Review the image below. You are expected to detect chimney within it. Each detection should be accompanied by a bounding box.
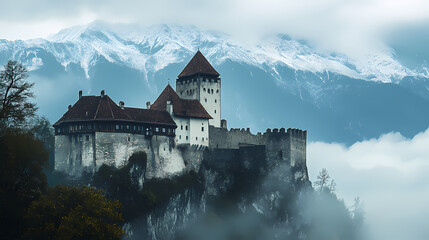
[119,101,125,110]
[166,100,173,115]
[79,90,82,99]
[146,101,151,109]
[101,90,105,98]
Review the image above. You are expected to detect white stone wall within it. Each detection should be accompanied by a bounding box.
[173,116,191,145]
[189,118,209,146]
[177,77,221,128]
[94,132,185,178]
[198,79,221,128]
[54,133,96,176]
[55,132,186,178]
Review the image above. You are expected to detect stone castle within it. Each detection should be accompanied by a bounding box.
[54,51,308,181]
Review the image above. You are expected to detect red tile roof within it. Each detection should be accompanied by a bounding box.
[151,85,212,119]
[54,95,176,126]
[177,50,220,78]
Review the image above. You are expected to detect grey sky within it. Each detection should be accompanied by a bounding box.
[1,0,429,59]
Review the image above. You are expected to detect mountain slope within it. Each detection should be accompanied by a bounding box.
[1,21,428,144]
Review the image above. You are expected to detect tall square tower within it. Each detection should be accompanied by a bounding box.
[176,51,221,127]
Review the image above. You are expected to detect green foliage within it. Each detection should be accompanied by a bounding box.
[93,151,198,220]
[141,171,198,210]
[0,130,48,238]
[0,60,37,128]
[23,185,124,240]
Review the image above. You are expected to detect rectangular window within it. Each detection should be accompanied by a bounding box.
[185,126,188,130]
[156,127,159,132]
[116,124,119,130]
[126,125,130,130]
[186,136,188,140]
[215,99,217,103]
[162,128,166,133]
[179,135,181,139]
[201,127,204,131]
[168,129,171,133]
[196,137,198,140]
[181,125,183,130]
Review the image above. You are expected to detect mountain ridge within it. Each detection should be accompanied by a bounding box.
[1,21,429,144]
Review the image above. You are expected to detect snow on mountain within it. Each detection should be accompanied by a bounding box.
[1,21,426,83]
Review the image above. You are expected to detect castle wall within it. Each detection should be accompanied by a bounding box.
[189,118,209,146]
[55,132,186,178]
[55,133,96,176]
[94,132,185,178]
[209,126,265,149]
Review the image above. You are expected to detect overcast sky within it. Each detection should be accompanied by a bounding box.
[1,0,429,59]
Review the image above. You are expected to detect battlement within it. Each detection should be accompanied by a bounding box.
[264,127,306,137]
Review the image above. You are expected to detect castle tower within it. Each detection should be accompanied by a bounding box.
[176,51,221,127]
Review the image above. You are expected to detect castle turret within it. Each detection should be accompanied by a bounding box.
[176,50,221,127]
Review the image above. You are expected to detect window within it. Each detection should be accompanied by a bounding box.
[196,137,198,140]
[162,128,166,133]
[116,124,119,130]
[156,127,159,132]
[126,125,130,130]
[186,136,188,140]
[133,126,136,131]
[205,98,207,102]
[185,126,188,130]
[211,89,214,94]
[202,138,205,142]
[86,135,89,141]
[216,89,219,93]
[203,88,206,92]
[181,125,183,130]
[168,128,171,133]
[201,127,204,131]
[215,99,217,103]
[214,110,217,113]
[179,135,181,139]
[173,129,175,133]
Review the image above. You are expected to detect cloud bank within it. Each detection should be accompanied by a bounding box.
[1,0,429,59]
[308,128,429,240]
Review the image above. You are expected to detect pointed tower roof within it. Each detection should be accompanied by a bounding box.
[178,50,220,78]
[151,85,212,119]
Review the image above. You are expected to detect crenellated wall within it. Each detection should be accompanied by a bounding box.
[209,126,308,181]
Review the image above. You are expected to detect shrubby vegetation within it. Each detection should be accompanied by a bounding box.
[24,186,124,240]
[93,153,198,221]
[0,60,124,239]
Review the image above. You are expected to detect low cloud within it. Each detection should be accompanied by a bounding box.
[308,128,429,240]
[1,0,429,60]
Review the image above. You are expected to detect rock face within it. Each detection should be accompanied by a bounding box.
[124,139,310,239]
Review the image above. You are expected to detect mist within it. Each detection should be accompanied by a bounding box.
[308,128,429,240]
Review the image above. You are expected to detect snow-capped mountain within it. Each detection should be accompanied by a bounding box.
[1,21,429,144]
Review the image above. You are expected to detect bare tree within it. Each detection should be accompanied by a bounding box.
[0,60,37,128]
[314,168,336,192]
